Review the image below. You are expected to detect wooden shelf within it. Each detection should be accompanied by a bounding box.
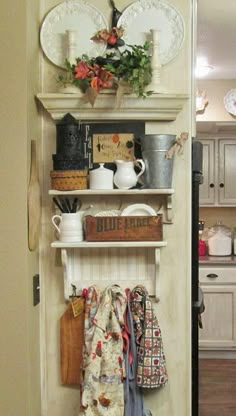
[49,188,174,196]
[51,241,167,248]
[36,91,189,121]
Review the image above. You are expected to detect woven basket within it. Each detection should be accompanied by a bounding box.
[50,170,88,191]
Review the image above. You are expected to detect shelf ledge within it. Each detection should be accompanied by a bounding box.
[49,188,174,195]
[52,241,167,248]
[36,91,189,121]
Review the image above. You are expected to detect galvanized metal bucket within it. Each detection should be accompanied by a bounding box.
[140,134,176,189]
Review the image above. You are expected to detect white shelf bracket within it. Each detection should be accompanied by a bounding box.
[61,248,72,301]
[154,248,161,302]
[166,194,173,223]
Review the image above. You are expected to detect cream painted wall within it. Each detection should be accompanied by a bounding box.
[197,79,236,122]
[0,1,41,415]
[39,1,193,416]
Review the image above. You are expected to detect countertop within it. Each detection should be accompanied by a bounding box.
[199,255,236,265]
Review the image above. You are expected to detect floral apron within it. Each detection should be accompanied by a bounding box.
[80,285,127,416]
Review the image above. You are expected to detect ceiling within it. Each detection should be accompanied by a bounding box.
[197,0,236,79]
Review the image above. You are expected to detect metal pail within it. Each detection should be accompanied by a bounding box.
[140,134,176,188]
[140,134,176,151]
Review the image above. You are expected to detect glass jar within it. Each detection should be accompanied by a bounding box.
[208,221,232,256]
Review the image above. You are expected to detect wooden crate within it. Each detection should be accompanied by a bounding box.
[85,215,163,242]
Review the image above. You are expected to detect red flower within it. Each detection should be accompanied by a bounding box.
[74,61,90,79]
[90,76,102,92]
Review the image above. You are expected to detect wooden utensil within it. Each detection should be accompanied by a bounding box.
[27,140,41,251]
[60,299,85,385]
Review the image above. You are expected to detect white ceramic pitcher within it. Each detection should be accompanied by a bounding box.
[52,211,85,242]
[114,159,145,189]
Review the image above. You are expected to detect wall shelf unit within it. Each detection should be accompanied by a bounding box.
[41,90,186,304]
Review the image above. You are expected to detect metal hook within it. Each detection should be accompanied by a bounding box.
[71,284,77,298]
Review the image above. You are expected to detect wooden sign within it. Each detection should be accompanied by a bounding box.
[92,133,134,163]
[85,215,163,241]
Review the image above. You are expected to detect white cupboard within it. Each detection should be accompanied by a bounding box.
[199,266,236,352]
[199,138,236,206]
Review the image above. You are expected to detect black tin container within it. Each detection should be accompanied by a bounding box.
[52,154,86,171]
[56,113,83,157]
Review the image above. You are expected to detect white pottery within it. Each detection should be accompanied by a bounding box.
[114,159,145,189]
[89,163,114,189]
[52,211,85,242]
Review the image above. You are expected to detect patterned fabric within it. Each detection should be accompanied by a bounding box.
[130,285,168,389]
[79,285,127,416]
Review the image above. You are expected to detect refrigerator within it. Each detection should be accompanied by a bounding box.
[191,140,203,416]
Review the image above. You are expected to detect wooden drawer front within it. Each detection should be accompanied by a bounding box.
[199,267,236,284]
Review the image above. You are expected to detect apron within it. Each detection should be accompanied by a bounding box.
[130,285,168,389]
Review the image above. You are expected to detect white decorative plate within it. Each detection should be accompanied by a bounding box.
[117,0,185,65]
[121,204,157,216]
[224,89,236,116]
[40,0,108,68]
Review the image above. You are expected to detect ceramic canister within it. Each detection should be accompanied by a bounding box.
[89,163,114,189]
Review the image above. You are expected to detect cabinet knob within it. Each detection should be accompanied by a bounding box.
[209,183,214,188]
[219,183,224,188]
[206,273,218,278]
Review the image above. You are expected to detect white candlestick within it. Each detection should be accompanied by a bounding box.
[66,30,78,63]
[147,29,167,93]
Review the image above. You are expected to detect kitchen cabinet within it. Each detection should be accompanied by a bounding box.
[199,266,236,351]
[199,137,236,206]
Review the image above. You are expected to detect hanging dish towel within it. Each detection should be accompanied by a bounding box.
[130,285,168,389]
[123,289,144,416]
[80,284,127,416]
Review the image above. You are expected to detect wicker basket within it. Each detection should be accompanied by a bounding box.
[50,170,88,191]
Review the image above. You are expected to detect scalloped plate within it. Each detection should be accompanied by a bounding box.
[121,204,157,216]
[117,0,185,65]
[40,0,108,68]
[224,89,236,116]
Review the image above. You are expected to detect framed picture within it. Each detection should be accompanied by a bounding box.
[93,133,134,163]
[81,121,145,169]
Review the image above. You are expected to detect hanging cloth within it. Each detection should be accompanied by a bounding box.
[123,289,144,416]
[80,284,127,416]
[130,285,168,389]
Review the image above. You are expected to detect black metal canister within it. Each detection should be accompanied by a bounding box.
[56,113,83,158]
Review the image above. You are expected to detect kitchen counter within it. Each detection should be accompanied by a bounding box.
[199,255,236,265]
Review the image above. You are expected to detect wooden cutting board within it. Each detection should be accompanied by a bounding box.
[27,140,41,251]
[60,299,85,385]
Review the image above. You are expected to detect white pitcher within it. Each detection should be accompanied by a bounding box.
[52,211,85,242]
[114,159,145,189]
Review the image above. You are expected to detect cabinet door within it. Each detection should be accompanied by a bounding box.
[199,139,215,205]
[199,285,236,349]
[218,139,236,204]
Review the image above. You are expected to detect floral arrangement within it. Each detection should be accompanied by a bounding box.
[58,40,153,106]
